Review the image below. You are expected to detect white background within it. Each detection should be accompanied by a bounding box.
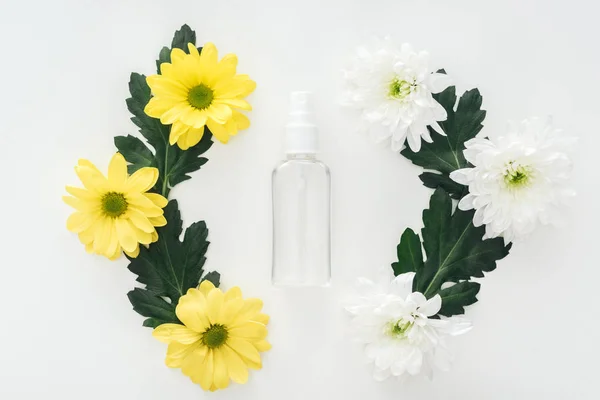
[1,0,598,399]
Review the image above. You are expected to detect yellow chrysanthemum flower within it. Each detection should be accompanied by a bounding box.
[63,153,168,260]
[145,42,256,150]
[153,280,271,391]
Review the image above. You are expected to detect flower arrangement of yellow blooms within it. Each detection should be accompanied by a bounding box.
[153,281,271,391]
[145,42,255,149]
[63,24,268,392]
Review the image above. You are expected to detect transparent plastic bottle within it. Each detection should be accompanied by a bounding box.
[271,92,331,286]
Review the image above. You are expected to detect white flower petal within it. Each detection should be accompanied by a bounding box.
[418,294,442,317]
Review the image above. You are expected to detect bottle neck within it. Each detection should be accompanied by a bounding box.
[286,153,316,160]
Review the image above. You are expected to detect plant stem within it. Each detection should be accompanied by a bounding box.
[161,139,170,198]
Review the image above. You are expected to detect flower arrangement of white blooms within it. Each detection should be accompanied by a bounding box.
[343,38,575,382]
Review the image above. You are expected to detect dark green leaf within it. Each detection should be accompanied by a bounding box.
[127,288,179,328]
[155,46,171,73]
[438,281,480,316]
[114,135,155,174]
[392,228,424,277]
[171,24,196,51]
[419,172,466,199]
[166,132,212,186]
[415,189,511,301]
[202,271,221,288]
[401,86,486,175]
[124,72,213,197]
[127,200,210,305]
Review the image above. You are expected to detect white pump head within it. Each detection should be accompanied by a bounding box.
[285,91,318,154]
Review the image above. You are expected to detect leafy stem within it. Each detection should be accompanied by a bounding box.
[162,137,170,198]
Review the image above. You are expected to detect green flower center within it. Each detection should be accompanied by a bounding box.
[101,192,128,218]
[387,319,413,339]
[202,324,228,348]
[504,162,534,189]
[389,77,415,100]
[188,84,214,109]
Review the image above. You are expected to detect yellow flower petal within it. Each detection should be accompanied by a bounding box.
[114,218,138,252]
[143,193,168,208]
[127,208,155,233]
[199,42,218,76]
[123,245,139,258]
[165,341,201,368]
[206,103,232,124]
[131,224,153,245]
[63,196,97,212]
[93,217,113,254]
[107,245,122,260]
[206,119,230,143]
[176,288,210,333]
[253,340,272,352]
[160,102,191,125]
[185,126,204,148]
[206,288,224,324]
[180,346,209,381]
[209,53,238,85]
[221,345,249,384]
[66,211,97,233]
[65,185,96,201]
[78,228,94,245]
[108,153,127,187]
[127,194,163,216]
[214,79,256,100]
[231,298,263,325]
[199,280,215,296]
[144,96,173,118]
[232,110,251,130]
[75,165,108,193]
[213,97,252,111]
[125,167,158,193]
[147,75,188,98]
[152,323,201,344]
[212,349,230,390]
[148,215,167,227]
[105,221,119,258]
[170,48,187,64]
[252,313,270,325]
[226,337,261,363]
[220,298,244,325]
[169,121,190,145]
[197,349,215,391]
[177,133,191,150]
[224,286,242,301]
[229,321,268,340]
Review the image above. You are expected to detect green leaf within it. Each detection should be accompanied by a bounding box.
[437,281,480,317]
[127,200,211,302]
[114,135,155,174]
[171,24,196,51]
[202,271,221,288]
[127,287,179,328]
[126,201,220,327]
[124,72,213,197]
[166,131,212,186]
[419,172,466,200]
[415,189,511,300]
[155,46,171,73]
[392,228,424,277]
[400,86,486,191]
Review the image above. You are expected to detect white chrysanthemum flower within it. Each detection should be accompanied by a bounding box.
[343,38,452,152]
[346,269,471,381]
[450,117,576,243]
